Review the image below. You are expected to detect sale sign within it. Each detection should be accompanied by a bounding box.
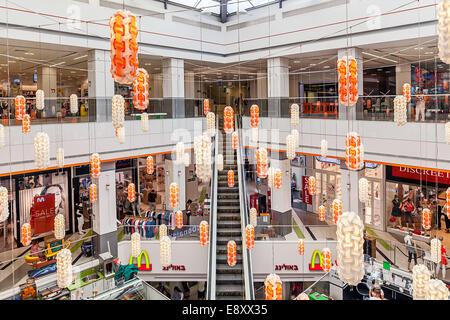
[302,176,312,205]
[31,194,55,235]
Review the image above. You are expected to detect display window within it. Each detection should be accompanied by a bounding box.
[72,165,93,235]
[17,171,71,242]
[116,159,138,220]
[0,178,16,253]
[385,165,449,240]
[313,157,341,217]
[363,164,384,229]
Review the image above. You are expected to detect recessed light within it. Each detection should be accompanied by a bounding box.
[414,47,424,50]
[310,63,316,66]
[24,52,34,55]
[323,66,330,69]
[145,63,152,66]
[425,51,434,55]
[154,67,160,70]
[70,71,76,74]
[294,60,300,64]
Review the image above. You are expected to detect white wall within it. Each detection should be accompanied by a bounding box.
[242,117,450,171]
[0,117,205,175]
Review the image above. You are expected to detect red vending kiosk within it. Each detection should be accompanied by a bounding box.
[249,193,267,215]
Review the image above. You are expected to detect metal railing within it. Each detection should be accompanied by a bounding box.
[236,115,255,300]
[206,120,218,300]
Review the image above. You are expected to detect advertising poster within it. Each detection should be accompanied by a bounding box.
[31,194,55,235]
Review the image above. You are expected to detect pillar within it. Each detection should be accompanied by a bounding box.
[337,48,363,120]
[37,66,57,118]
[92,161,118,257]
[88,49,114,122]
[270,152,292,236]
[185,71,195,117]
[340,167,361,218]
[396,63,412,116]
[163,58,185,118]
[267,58,289,118]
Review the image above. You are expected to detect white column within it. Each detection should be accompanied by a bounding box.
[37,66,57,117]
[396,64,411,95]
[185,71,195,117]
[340,169,361,217]
[92,161,118,257]
[163,58,185,118]
[337,48,363,120]
[267,58,289,117]
[88,49,114,122]
[270,158,292,213]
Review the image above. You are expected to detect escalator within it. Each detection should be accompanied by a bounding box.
[215,118,245,300]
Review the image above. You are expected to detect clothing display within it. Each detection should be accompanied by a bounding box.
[122,210,173,239]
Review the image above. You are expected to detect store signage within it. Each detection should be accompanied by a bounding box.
[169,225,199,240]
[31,194,55,235]
[308,249,336,271]
[162,264,186,271]
[391,166,450,185]
[302,176,312,205]
[129,250,152,271]
[275,264,299,271]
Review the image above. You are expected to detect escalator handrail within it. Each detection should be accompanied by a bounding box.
[236,115,255,300]
[206,119,219,300]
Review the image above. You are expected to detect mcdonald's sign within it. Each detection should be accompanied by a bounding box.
[129,250,152,271]
[308,249,335,271]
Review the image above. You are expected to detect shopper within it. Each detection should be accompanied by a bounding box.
[147,189,157,210]
[438,200,450,233]
[369,288,382,300]
[404,231,418,270]
[369,280,385,299]
[391,194,402,229]
[401,197,416,230]
[30,240,44,260]
[173,286,183,300]
[415,88,426,122]
[185,199,192,226]
[197,281,206,300]
[435,236,448,279]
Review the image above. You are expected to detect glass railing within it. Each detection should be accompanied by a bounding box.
[0,97,206,125]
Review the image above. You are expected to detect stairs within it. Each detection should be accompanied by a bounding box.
[215,120,245,300]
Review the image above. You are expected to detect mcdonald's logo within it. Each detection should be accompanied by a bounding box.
[129,250,152,271]
[308,249,335,271]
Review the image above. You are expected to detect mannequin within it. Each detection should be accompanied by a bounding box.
[76,207,85,235]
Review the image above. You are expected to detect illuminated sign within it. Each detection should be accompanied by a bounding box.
[129,250,152,271]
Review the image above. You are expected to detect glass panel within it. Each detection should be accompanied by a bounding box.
[315,172,321,212]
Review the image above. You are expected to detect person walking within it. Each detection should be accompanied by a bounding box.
[435,236,448,279]
[391,194,402,229]
[147,189,157,210]
[401,197,416,230]
[438,200,450,233]
[415,88,425,122]
[404,231,418,270]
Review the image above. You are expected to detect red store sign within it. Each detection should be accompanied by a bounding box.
[302,176,312,205]
[391,166,450,185]
[31,194,55,235]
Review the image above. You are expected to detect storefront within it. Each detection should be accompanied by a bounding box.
[0,177,16,253]
[363,163,384,230]
[385,165,449,239]
[115,159,138,219]
[72,165,93,234]
[15,168,73,246]
[311,156,342,218]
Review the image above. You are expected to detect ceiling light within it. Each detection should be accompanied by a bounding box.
[323,66,330,69]
[154,67,160,70]
[425,51,434,55]
[362,51,397,63]
[414,47,424,50]
[310,63,316,66]
[73,54,88,60]
[145,63,152,66]
[8,61,16,63]
[24,52,34,55]
[51,62,66,67]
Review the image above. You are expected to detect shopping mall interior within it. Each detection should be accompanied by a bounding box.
[0,0,448,303]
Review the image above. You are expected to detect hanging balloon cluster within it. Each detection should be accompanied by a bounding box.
[146,156,154,174]
[245,224,255,249]
[223,106,234,134]
[89,183,97,203]
[345,132,364,170]
[133,68,149,110]
[194,134,212,182]
[286,134,296,160]
[206,112,215,137]
[332,199,342,224]
[227,240,237,267]
[394,95,407,126]
[264,273,282,300]
[127,183,136,202]
[256,147,268,178]
[337,56,358,106]
[318,205,325,221]
[232,131,239,150]
[169,182,179,208]
[0,186,9,222]
[199,221,209,246]
[298,239,304,255]
[203,99,210,115]
[227,170,234,187]
[250,104,259,142]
